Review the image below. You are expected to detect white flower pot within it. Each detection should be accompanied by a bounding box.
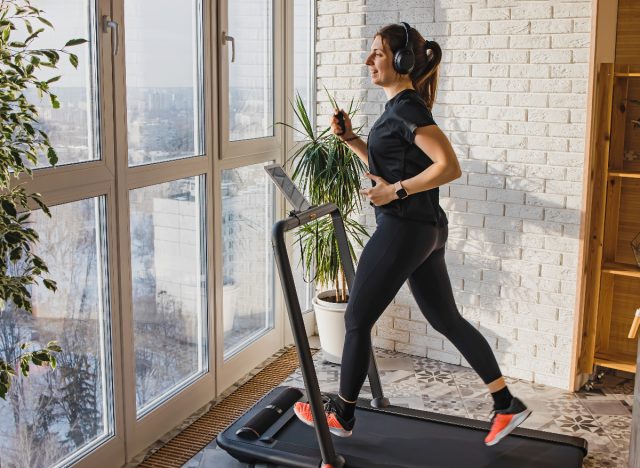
[313,290,348,364]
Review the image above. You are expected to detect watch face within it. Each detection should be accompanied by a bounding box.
[397,187,408,199]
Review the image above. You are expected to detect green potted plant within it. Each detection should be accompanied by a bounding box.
[0,0,86,398]
[276,90,370,363]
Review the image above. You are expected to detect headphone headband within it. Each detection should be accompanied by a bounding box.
[393,22,415,75]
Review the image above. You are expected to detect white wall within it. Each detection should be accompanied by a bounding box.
[316,0,592,389]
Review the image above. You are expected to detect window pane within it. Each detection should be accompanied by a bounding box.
[21,0,99,168]
[293,0,314,142]
[222,163,275,357]
[125,0,204,166]
[0,198,113,467]
[228,0,274,141]
[130,177,207,416]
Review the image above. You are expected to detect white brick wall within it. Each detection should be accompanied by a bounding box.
[316,0,591,390]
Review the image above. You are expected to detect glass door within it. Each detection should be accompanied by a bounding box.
[216,0,285,392]
[110,0,216,458]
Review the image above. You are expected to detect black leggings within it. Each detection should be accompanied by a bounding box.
[339,212,503,401]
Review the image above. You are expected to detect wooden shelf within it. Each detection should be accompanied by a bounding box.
[602,262,640,278]
[614,72,640,77]
[609,170,640,179]
[594,354,637,373]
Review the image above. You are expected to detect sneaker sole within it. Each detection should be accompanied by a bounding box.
[293,405,353,438]
[485,409,532,447]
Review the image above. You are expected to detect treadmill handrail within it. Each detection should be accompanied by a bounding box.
[271,202,386,468]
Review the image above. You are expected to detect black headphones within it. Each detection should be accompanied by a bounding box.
[393,22,415,75]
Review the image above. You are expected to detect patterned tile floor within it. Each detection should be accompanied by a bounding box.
[183,346,633,468]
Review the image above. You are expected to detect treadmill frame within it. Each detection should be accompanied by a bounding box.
[268,202,588,468]
[272,202,387,468]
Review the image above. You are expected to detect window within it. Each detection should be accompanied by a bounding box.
[130,177,208,416]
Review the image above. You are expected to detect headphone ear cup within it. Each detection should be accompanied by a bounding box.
[394,48,415,74]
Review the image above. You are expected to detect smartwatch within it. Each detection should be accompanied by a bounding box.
[394,181,408,200]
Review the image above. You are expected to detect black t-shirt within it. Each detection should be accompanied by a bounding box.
[367,88,448,225]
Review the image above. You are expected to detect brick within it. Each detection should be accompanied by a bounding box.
[472,8,510,21]
[491,50,529,63]
[435,5,472,22]
[463,279,501,296]
[490,20,530,35]
[487,162,525,177]
[528,136,569,152]
[545,208,581,225]
[510,64,550,78]
[539,292,576,310]
[469,173,505,189]
[541,264,577,281]
[377,326,409,343]
[504,204,545,220]
[437,36,471,50]
[450,184,487,200]
[510,36,551,50]
[511,4,552,19]
[531,19,572,34]
[441,64,471,77]
[549,123,586,138]
[501,259,540,276]
[471,36,510,50]
[483,269,520,287]
[509,122,547,136]
[453,50,490,63]
[487,188,525,204]
[525,164,566,180]
[469,146,506,162]
[484,215,523,232]
[490,79,529,93]
[451,21,489,35]
[531,49,572,64]
[488,106,527,121]
[521,247,562,265]
[573,18,591,34]
[506,176,545,193]
[547,152,584,167]
[506,150,546,165]
[551,33,590,49]
[454,78,491,91]
[518,301,558,321]
[550,64,589,78]
[485,242,522,259]
[471,92,507,107]
[472,64,509,78]
[489,134,527,149]
[464,253,502,270]
[467,199,504,215]
[522,219,563,236]
[505,232,545,249]
[554,3,591,18]
[545,180,583,196]
[528,108,570,123]
[525,192,566,208]
[317,1,349,14]
[549,93,587,108]
[471,118,508,133]
[531,79,572,93]
[394,318,427,334]
[521,275,561,293]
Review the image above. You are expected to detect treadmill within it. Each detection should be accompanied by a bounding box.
[217,164,588,468]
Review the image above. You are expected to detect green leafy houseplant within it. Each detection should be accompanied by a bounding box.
[276,89,370,304]
[0,0,86,398]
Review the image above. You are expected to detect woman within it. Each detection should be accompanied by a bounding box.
[294,22,531,447]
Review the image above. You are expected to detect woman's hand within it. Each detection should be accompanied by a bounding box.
[330,109,355,141]
[359,172,396,206]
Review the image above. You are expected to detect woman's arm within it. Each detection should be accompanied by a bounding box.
[399,125,461,196]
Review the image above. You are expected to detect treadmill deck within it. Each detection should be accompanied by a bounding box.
[217,386,588,468]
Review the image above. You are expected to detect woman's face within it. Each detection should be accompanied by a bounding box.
[365,35,397,87]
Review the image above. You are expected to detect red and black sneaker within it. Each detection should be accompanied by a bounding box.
[293,395,355,438]
[485,397,532,446]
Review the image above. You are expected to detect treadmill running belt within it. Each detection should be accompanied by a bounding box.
[276,407,583,468]
[217,387,587,468]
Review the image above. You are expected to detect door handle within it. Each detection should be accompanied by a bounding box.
[102,15,119,55]
[222,32,235,63]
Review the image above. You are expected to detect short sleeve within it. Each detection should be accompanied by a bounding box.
[392,98,436,144]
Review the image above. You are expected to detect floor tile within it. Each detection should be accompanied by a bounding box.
[581,399,631,416]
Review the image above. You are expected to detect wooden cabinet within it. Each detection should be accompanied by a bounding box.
[582,64,640,375]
